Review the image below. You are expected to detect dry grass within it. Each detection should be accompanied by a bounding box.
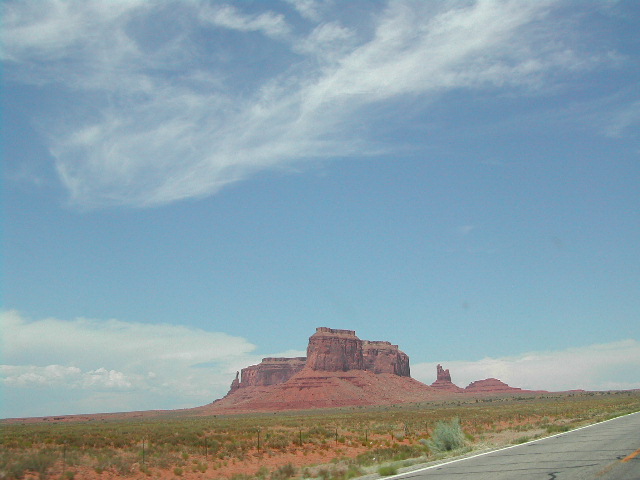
[1,390,639,480]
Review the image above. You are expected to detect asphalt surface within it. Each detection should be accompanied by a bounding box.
[394,411,640,480]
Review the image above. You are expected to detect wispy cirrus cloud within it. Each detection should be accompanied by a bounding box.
[1,0,614,208]
[199,4,291,39]
[283,0,323,22]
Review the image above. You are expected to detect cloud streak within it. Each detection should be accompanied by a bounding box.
[199,4,291,39]
[1,0,607,208]
[2,365,134,390]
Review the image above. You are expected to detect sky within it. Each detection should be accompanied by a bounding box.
[1,0,639,419]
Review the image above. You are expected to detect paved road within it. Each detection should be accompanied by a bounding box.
[395,411,640,480]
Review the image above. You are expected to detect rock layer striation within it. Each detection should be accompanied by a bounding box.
[306,328,364,372]
[237,357,306,388]
[228,328,411,395]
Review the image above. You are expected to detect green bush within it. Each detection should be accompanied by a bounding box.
[426,418,466,453]
[355,444,425,466]
[255,466,270,478]
[271,463,296,479]
[545,424,570,434]
[378,464,398,476]
[231,475,254,480]
[266,434,290,451]
[512,436,531,445]
[316,464,364,480]
[345,464,363,479]
[7,450,58,479]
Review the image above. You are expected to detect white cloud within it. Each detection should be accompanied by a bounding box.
[1,0,614,208]
[0,310,304,417]
[199,4,291,39]
[1,365,134,389]
[1,310,255,368]
[2,365,79,387]
[284,0,323,22]
[0,0,147,62]
[412,339,640,392]
[295,22,356,62]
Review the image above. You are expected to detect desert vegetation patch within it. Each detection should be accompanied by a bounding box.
[2,391,639,480]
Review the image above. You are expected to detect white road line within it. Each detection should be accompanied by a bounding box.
[386,410,640,479]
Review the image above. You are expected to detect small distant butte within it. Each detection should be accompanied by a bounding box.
[204,327,539,413]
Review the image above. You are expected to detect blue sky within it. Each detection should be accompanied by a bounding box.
[2,0,639,418]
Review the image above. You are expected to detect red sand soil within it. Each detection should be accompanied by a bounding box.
[20,433,410,480]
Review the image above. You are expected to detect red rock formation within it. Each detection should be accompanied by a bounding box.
[238,357,306,388]
[430,364,464,392]
[306,328,364,372]
[227,372,240,395]
[213,327,537,413]
[208,369,440,413]
[436,364,451,382]
[362,341,410,376]
[221,327,417,400]
[465,378,522,394]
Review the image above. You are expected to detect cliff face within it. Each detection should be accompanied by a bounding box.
[239,357,306,388]
[305,328,411,375]
[306,328,364,372]
[226,327,411,395]
[362,340,410,376]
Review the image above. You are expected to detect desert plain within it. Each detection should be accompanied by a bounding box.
[2,390,640,480]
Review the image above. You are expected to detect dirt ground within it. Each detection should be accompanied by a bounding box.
[16,428,546,480]
[9,391,640,480]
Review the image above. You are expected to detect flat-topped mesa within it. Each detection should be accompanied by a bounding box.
[224,327,414,396]
[314,327,358,336]
[362,341,410,376]
[239,357,306,388]
[465,378,522,394]
[306,328,364,372]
